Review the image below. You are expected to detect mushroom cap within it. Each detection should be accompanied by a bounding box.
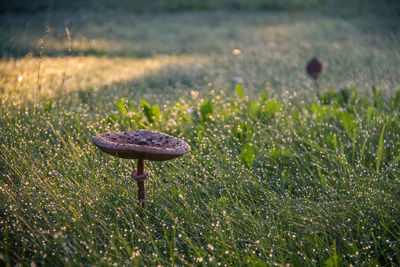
[306,57,323,80]
[91,130,190,161]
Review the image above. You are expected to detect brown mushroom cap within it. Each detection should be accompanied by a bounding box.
[91,130,190,161]
[306,57,323,80]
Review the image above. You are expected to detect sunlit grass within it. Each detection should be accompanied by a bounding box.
[0,54,208,106]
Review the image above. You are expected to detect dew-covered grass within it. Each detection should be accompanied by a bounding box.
[1,2,400,266]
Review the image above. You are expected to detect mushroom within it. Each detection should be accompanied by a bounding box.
[91,129,190,209]
[306,57,323,81]
[306,57,323,95]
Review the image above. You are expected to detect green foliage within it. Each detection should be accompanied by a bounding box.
[107,98,142,129]
[116,98,128,115]
[324,240,339,267]
[240,143,255,165]
[43,100,53,112]
[235,84,245,99]
[324,133,338,151]
[248,101,261,118]
[268,147,281,162]
[140,99,161,124]
[268,147,293,163]
[372,86,383,109]
[264,99,283,118]
[340,111,356,138]
[311,103,336,122]
[390,90,400,110]
[318,88,358,106]
[141,99,153,123]
[200,100,213,122]
[236,122,254,142]
[259,92,268,104]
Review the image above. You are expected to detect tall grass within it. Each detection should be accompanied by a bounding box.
[1,84,399,265]
[1,2,399,266]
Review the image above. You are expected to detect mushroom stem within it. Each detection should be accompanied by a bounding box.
[136,158,145,209]
[314,79,320,98]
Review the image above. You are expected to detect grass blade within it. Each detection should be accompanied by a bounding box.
[376,124,385,172]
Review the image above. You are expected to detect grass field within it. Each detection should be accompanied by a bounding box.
[1,1,400,266]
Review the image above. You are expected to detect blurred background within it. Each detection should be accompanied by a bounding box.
[1,0,399,105]
[2,0,400,14]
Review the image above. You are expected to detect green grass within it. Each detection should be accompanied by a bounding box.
[1,1,400,266]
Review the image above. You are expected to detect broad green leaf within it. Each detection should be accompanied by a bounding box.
[340,111,356,138]
[240,144,255,165]
[325,133,337,151]
[131,113,141,125]
[140,99,151,109]
[324,240,339,267]
[152,105,160,120]
[259,92,268,104]
[269,147,292,163]
[194,125,205,141]
[264,99,283,118]
[311,103,324,122]
[324,255,338,267]
[236,122,253,142]
[141,99,154,123]
[372,86,383,108]
[269,147,281,162]
[318,89,338,104]
[107,113,120,122]
[235,84,245,99]
[338,88,351,104]
[280,148,293,158]
[200,100,213,122]
[116,98,127,115]
[248,101,261,117]
[244,256,268,267]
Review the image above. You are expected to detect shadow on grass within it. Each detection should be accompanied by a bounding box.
[2,7,400,108]
[72,60,214,107]
[2,54,218,112]
[1,5,398,59]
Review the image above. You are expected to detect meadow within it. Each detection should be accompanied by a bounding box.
[1,1,399,265]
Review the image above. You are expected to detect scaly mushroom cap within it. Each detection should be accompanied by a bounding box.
[306,57,323,80]
[91,130,190,161]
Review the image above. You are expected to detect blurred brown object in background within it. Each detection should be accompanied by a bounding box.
[306,57,323,80]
